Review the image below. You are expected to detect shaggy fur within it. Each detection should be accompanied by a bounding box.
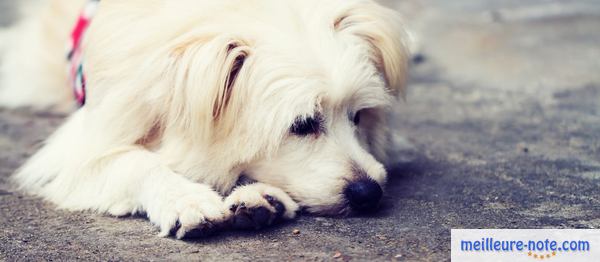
[1,0,408,238]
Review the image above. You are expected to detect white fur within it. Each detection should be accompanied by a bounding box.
[3,0,409,236]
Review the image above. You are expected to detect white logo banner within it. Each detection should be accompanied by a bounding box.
[451,229,600,262]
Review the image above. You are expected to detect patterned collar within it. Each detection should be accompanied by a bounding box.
[67,0,99,106]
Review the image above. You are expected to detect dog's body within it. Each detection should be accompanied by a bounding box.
[1,0,408,238]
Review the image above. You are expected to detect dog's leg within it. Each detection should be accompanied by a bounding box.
[18,143,230,239]
[89,149,231,239]
[224,183,299,230]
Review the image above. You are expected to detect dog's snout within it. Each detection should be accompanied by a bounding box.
[344,179,382,212]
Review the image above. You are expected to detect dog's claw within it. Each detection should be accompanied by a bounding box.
[169,220,182,237]
[264,194,285,218]
[224,183,298,230]
[231,209,255,229]
[169,218,224,239]
[176,222,217,239]
[229,196,286,230]
[265,195,275,203]
[231,206,272,229]
[273,200,286,218]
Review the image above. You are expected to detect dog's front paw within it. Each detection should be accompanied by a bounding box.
[147,184,230,239]
[170,194,230,239]
[224,183,299,230]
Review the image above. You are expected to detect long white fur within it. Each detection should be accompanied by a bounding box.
[3,0,409,236]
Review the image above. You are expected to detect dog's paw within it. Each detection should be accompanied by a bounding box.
[169,195,229,239]
[148,185,230,239]
[224,183,299,230]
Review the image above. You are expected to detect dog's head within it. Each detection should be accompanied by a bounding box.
[144,0,408,216]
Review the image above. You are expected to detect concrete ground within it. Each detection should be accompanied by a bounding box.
[1,0,599,261]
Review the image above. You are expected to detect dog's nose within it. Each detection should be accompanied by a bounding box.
[344,179,383,212]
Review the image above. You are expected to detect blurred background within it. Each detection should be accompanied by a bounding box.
[0,0,599,261]
[390,0,600,94]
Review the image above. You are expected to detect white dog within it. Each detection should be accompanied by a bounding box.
[0,0,408,239]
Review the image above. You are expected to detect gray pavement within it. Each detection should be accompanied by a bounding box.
[1,0,599,261]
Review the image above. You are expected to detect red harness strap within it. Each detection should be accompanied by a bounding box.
[67,0,99,106]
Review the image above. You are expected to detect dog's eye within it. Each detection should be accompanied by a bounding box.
[353,111,361,125]
[291,115,322,136]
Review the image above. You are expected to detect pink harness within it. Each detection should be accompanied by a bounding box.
[67,0,99,106]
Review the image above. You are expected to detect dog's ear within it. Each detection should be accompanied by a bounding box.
[168,36,251,140]
[210,41,249,119]
[335,2,409,98]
